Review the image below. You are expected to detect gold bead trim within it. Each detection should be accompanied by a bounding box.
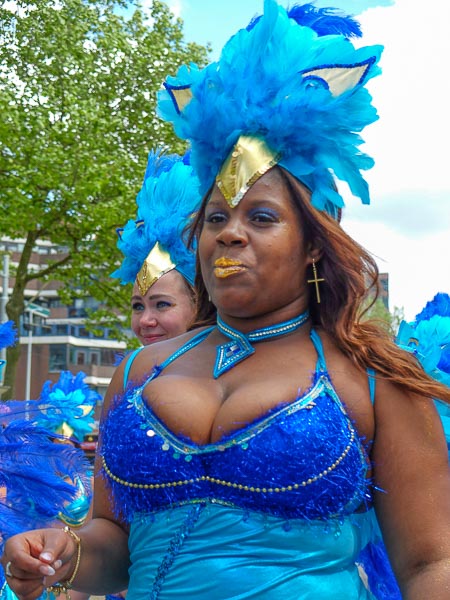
[102,428,355,493]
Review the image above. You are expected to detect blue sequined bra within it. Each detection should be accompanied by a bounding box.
[101,328,372,523]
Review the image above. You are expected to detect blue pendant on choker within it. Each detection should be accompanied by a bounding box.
[214,311,309,378]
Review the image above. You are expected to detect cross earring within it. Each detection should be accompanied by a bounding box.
[307,259,325,304]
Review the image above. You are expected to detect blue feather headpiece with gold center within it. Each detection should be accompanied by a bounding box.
[111,150,201,294]
[157,0,383,217]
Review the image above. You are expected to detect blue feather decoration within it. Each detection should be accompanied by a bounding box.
[248,3,362,38]
[111,149,201,287]
[157,0,382,217]
[32,370,99,442]
[395,293,450,454]
[0,419,91,548]
[415,292,450,322]
[0,320,17,349]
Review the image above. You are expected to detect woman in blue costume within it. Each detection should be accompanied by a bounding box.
[2,2,450,600]
[111,149,200,349]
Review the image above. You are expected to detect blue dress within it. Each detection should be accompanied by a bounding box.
[101,328,400,599]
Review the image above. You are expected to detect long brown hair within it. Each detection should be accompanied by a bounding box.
[188,168,450,404]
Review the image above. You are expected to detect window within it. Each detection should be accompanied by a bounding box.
[101,348,118,366]
[49,345,67,371]
[90,351,100,366]
[76,351,86,365]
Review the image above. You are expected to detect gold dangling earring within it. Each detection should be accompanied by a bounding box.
[307,258,325,304]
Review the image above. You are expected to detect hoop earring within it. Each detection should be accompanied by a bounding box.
[307,259,325,304]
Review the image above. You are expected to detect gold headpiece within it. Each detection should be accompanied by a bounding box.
[136,242,175,296]
[216,135,281,208]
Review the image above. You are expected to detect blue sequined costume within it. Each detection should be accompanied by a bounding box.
[101,329,399,599]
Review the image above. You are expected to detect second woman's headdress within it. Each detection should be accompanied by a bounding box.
[157,0,383,218]
[111,150,201,295]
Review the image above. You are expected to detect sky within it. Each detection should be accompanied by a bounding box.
[154,0,450,321]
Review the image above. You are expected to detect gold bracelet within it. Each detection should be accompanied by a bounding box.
[46,526,81,600]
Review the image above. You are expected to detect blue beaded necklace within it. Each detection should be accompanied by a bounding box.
[214,310,310,378]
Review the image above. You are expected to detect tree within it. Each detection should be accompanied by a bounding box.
[360,297,406,338]
[390,305,405,335]
[0,0,209,398]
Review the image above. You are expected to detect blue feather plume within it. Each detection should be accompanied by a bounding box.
[157,0,382,217]
[248,3,362,38]
[32,370,99,442]
[111,149,201,287]
[0,419,91,548]
[395,293,450,454]
[415,292,450,322]
[0,320,17,350]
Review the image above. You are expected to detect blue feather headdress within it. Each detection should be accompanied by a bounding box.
[157,0,383,217]
[111,149,201,294]
[396,293,450,454]
[396,293,450,388]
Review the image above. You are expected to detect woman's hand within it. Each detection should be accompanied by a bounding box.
[1,527,78,600]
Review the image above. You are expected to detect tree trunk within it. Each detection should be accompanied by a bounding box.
[1,232,38,400]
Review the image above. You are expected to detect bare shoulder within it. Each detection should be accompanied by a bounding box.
[129,326,213,378]
[373,377,447,455]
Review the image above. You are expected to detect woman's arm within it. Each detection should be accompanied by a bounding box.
[373,377,450,599]
[1,361,131,600]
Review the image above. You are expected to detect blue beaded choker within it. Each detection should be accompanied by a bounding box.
[214,310,309,378]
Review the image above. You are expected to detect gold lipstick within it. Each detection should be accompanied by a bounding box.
[214,257,245,278]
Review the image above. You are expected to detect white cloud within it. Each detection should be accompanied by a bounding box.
[315,0,394,13]
[345,189,450,236]
[342,217,450,320]
[340,0,450,318]
[167,0,183,19]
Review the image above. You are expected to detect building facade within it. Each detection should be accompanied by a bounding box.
[1,238,129,404]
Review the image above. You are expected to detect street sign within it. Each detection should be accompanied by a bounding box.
[25,302,50,318]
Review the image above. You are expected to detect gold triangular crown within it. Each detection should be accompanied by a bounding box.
[136,242,175,296]
[216,135,281,207]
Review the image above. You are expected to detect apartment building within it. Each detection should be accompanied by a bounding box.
[0,238,129,404]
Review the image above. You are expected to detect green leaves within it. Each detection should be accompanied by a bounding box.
[0,0,209,396]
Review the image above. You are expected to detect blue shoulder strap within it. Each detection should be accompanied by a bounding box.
[156,327,215,372]
[123,346,147,388]
[310,329,377,404]
[133,327,216,389]
[367,368,376,404]
[309,329,327,372]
